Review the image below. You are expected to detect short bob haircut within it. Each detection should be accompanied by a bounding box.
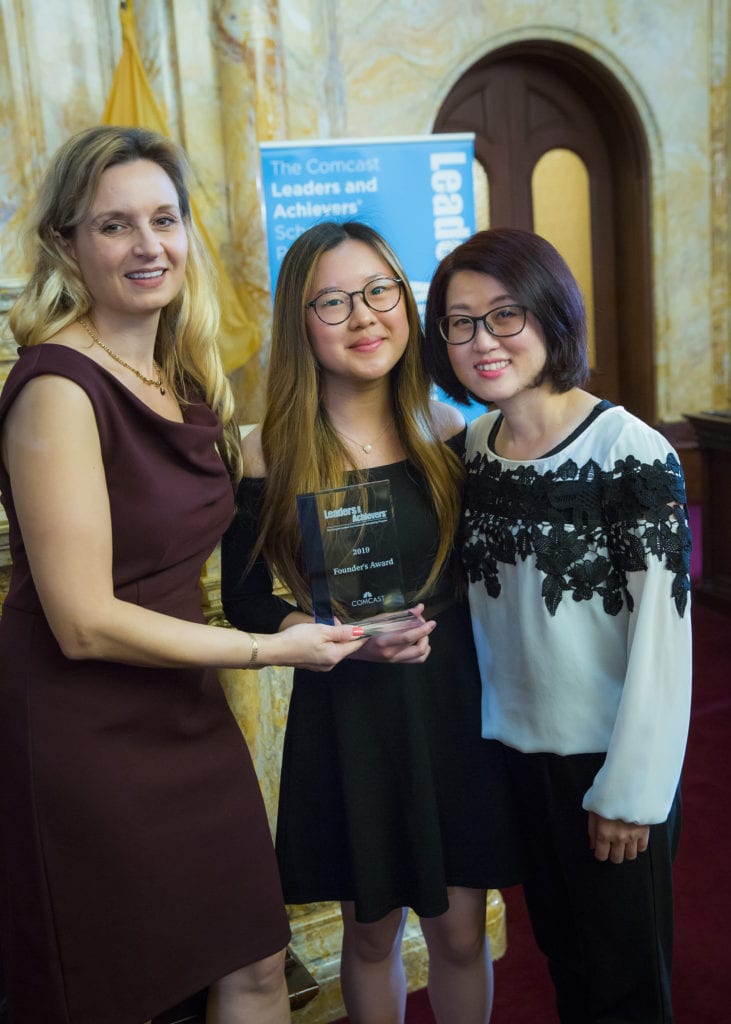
[423,227,589,405]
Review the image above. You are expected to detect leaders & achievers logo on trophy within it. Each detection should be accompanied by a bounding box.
[297,479,413,634]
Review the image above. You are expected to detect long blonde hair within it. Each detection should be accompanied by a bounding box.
[257,221,464,612]
[9,125,241,481]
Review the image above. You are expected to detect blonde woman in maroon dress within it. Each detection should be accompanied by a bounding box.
[0,127,429,1024]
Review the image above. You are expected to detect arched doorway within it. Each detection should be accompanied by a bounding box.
[434,41,655,423]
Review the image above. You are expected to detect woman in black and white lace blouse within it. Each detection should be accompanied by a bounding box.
[423,227,692,1024]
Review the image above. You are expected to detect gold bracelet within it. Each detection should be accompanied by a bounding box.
[246,631,259,670]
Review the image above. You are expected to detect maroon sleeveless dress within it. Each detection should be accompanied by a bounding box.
[0,345,290,1024]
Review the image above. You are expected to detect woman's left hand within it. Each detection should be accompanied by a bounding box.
[348,604,436,664]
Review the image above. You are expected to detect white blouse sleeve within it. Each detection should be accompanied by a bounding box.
[582,421,693,824]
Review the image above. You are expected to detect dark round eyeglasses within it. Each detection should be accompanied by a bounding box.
[306,277,403,325]
[437,304,528,345]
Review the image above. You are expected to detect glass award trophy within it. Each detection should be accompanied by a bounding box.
[297,478,413,634]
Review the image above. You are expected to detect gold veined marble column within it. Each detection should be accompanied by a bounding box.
[0,2,60,283]
[210,0,287,423]
[709,0,731,410]
[0,284,21,612]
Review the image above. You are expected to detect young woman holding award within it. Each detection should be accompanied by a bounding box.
[221,221,520,1024]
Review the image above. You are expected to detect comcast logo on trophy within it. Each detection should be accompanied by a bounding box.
[351,590,385,608]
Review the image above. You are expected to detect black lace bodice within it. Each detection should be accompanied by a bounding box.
[462,449,691,617]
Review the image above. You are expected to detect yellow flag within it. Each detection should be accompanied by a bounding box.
[102,0,259,371]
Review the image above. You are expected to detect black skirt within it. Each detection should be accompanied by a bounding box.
[275,461,523,923]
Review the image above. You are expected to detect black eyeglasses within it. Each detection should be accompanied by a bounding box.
[437,304,528,345]
[306,277,403,325]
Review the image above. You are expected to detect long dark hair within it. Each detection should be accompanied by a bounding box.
[256,220,464,611]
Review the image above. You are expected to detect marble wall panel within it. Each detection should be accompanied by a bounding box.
[329,3,720,419]
[1,0,728,418]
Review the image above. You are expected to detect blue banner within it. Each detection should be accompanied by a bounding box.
[259,133,476,314]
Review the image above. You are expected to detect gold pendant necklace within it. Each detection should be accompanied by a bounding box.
[78,316,166,395]
[333,420,393,454]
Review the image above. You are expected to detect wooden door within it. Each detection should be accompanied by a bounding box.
[434,47,653,417]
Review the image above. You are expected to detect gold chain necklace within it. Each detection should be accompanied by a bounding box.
[78,316,166,395]
[332,420,393,455]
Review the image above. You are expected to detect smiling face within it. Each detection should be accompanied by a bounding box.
[444,270,551,410]
[305,238,410,386]
[66,158,188,321]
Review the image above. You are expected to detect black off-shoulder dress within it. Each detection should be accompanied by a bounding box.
[222,446,522,924]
